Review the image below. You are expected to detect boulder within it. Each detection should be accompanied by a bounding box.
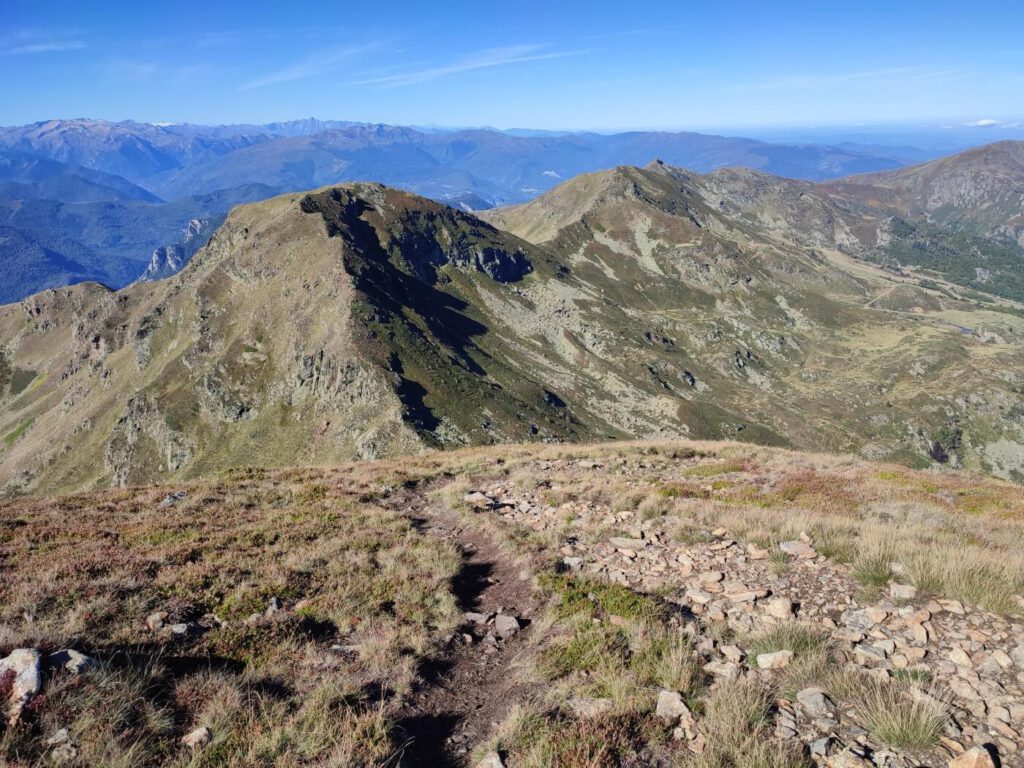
[48,649,95,675]
[608,536,647,551]
[827,747,873,767]
[464,492,493,510]
[949,647,973,667]
[797,687,832,717]
[494,614,521,639]
[170,622,203,639]
[766,597,795,620]
[181,726,212,749]
[0,648,42,724]
[949,746,997,768]
[476,752,505,768]
[703,660,741,680]
[655,689,689,723]
[1009,642,1024,669]
[567,696,614,718]
[756,650,793,669]
[779,540,817,559]
[720,644,744,663]
[889,583,917,600]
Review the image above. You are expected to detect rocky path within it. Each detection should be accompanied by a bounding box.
[462,458,1024,768]
[395,488,541,767]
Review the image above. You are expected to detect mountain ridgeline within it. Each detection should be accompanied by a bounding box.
[0,118,929,303]
[1,142,1023,494]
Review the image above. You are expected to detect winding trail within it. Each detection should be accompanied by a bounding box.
[394,486,541,767]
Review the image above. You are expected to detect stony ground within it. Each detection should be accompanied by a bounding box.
[1,441,1023,767]
[459,455,1024,767]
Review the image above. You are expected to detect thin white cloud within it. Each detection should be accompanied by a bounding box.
[239,43,379,91]
[964,119,1000,127]
[345,44,584,88]
[3,39,85,55]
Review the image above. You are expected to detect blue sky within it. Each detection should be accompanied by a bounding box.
[2,0,1023,130]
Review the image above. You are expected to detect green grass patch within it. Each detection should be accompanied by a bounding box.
[745,623,830,659]
[851,547,895,595]
[682,458,746,478]
[539,623,629,680]
[3,418,33,448]
[892,668,933,686]
[542,573,670,622]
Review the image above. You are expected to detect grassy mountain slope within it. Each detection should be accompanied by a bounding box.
[824,141,1024,300]
[2,160,1024,495]
[482,161,1024,479]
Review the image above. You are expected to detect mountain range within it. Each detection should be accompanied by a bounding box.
[0,118,941,303]
[1,140,1022,495]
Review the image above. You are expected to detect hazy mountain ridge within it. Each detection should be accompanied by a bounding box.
[2,142,1023,494]
[0,118,922,303]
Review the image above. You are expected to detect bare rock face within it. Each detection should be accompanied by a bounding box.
[0,648,42,724]
[300,186,534,285]
[105,395,194,486]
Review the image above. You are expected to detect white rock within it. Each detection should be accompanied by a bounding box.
[766,597,795,620]
[756,650,793,669]
[181,726,211,749]
[889,583,917,600]
[686,588,714,605]
[720,644,744,663]
[703,660,741,680]
[476,751,505,768]
[48,649,95,675]
[779,540,816,559]
[1010,642,1024,669]
[609,536,646,551]
[655,689,689,723]
[567,696,613,718]
[949,746,997,768]
[949,647,973,667]
[0,648,42,724]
